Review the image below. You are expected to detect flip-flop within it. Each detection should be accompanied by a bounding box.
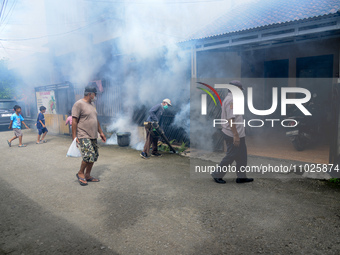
[18,144,27,147]
[76,173,88,186]
[7,140,11,147]
[86,177,100,182]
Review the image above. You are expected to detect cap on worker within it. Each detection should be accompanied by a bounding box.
[84,86,97,94]
[163,98,172,106]
[230,80,244,90]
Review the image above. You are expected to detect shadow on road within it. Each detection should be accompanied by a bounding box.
[0,178,119,255]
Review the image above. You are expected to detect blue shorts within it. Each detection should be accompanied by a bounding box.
[38,127,48,135]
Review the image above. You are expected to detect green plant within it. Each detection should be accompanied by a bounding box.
[158,139,175,152]
[165,139,175,152]
[178,141,187,153]
[329,178,340,183]
[0,58,17,99]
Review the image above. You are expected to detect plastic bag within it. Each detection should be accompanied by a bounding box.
[66,138,82,158]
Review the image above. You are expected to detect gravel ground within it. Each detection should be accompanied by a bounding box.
[0,130,339,255]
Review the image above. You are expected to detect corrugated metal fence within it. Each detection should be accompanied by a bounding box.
[74,84,122,118]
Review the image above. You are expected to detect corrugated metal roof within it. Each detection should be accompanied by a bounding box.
[190,0,340,40]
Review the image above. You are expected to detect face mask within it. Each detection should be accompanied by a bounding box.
[92,95,97,102]
[163,104,168,110]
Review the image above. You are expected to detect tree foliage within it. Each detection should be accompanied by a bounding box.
[0,58,17,99]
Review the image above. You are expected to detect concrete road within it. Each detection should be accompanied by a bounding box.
[0,130,339,255]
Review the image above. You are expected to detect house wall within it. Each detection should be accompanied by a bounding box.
[264,38,339,79]
[238,38,339,118]
[196,51,241,78]
[193,36,340,156]
[195,38,339,80]
[240,37,339,81]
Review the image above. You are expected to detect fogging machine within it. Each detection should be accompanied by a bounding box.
[144,121,176,154]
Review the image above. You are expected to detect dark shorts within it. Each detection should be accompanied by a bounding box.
[14,128,23,137]
[38,127,48,135]
[78,138,99,163]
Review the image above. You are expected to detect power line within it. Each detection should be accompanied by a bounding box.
[1,0,17,23]
[0,0,7,22]
[0,0,8,23]
[0,45,46,52]
[84,0,225,4]
[0,0,18,35]
[0,18,103,41]
[5,19,95,26]
[0,41,12,57]
[0,1,5,19]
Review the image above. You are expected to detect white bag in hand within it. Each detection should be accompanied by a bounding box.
[66,138,82,158]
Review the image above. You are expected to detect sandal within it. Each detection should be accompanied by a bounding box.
[7,140,11,147]
[18,144,27,147]
[76,173,88,186]
[86,177,100,182]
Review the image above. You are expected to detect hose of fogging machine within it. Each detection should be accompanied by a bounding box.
[152,122,176,153]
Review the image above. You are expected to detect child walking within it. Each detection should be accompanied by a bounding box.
[36,106,48,144]
[65,110,72,136]
[7,105,30,147]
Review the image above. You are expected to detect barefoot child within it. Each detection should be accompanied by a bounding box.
[36,106,48,144]
[7,105,30,147]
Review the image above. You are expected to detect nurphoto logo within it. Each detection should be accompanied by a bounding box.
[197,82,312,128]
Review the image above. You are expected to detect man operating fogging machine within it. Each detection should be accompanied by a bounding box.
[211,80,254,184]
[140,99,172,159]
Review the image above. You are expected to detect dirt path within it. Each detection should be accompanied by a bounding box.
[0,130,339,254]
